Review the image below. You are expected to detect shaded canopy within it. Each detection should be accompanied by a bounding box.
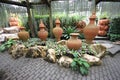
[1,0,120,7]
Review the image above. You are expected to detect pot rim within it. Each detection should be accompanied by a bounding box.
[70,33,79,36]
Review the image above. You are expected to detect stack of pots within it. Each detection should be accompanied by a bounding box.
[9,16,19,27]
[98,18,109,36]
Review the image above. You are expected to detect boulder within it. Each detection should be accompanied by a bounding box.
[25,46,47,58]
[9,44,26,59]
[58,56,73,68]
[83,54,102,66]
[89,44,107,58]
[44,48,56,63]
[37,46,47,58]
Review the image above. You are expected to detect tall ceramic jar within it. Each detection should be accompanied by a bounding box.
[18,27,30,41]
[66,33,82,50]
[53,18,63,41]
[38,21,48,41]
[83,12,99,44]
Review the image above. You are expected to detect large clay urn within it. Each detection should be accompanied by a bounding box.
[66,33,82,50]
[53,18,63,41]
[38,20,48,41]
[83,12,99,44]
[18,27,30,41]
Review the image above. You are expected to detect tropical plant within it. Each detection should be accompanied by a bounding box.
[99,12,109,19]
[62,26,79,40]
[78,33,85,39]
[46,39,69,58]
[0,39,16,52]
[23,38,45,48]
[70,51,90,75]
[80,42,97,55]
[107,33,120,41]
[55,45,69,58]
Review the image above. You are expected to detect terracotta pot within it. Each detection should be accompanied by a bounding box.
[9,22,19,26]
[18,27,30,41]
[53,18,63,41]
[102,19,109,25]
[66,33,82,50]
[98,18,109,37]
[99,20,105,25]
[99,25,105,30]
[98,25,108,31]
[38,21,48,41]
[83,12,99,44]
[104,25,108,31]
[99,19,109,25]
[9,17,16,22]
[76,21,86,33]
[98,30,107,36]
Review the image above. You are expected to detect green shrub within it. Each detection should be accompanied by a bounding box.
[70,51,90,75]
[0,39,16,52]
[108,17,120,41]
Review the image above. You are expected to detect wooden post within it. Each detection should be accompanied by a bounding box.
[26,0,35,37]
[48,3,53,38]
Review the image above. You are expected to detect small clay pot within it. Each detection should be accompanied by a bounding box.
[18,27,30,41]
[66,33,82,50]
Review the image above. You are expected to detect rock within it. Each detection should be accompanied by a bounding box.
[37,46,47,58]
[26,47,40,58]
[89,44,107,58]
[25,46,47,58]
[58,56,73,68]
[8,44,16,54]
[83,54,102,66]
[44,49,56,63]
[10,44,26,59]
[57,40,66,45]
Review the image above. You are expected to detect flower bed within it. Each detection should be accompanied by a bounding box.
[0,38,107,75]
